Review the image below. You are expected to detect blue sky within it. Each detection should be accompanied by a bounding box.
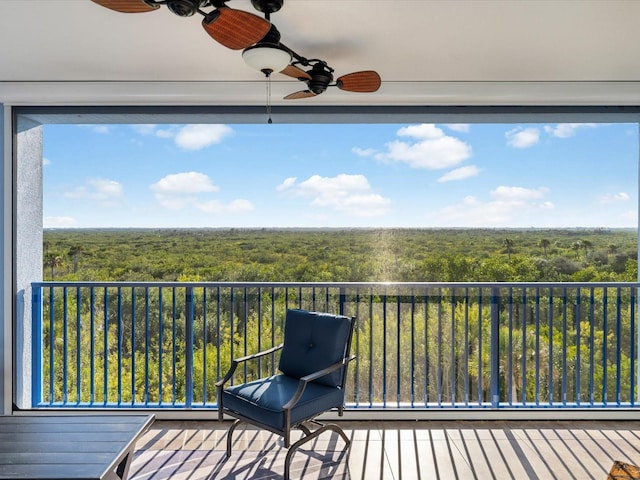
[42,122,638,229]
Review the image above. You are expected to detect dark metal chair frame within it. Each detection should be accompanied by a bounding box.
[215,312,356,480]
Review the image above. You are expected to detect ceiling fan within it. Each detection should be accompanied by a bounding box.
[90,0,382,100]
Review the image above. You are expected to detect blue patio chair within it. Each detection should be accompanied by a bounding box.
[216,308,356,479]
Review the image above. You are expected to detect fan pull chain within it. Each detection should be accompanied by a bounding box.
[266,73,273,124]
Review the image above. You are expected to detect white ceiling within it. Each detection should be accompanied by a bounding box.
[2,0,640,106]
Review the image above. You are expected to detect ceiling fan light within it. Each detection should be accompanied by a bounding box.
[242,44,291,75]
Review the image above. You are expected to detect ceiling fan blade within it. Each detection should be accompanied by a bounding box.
[202,7,271,50]
[90,0,159,13]
[284,90,317,100]
[280,65,312,80]
[336,70,382,93]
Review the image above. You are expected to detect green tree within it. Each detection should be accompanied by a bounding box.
[503,238,514,261]
[44,253,64,279]
[539,238,550,258]
[67,245,83,273]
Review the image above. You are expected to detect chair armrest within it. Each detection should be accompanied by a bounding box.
[215,343,283,388]
[282,355,356,410]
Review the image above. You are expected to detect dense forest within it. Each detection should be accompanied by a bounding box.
[43,227,638,282]
[37,228,640,408]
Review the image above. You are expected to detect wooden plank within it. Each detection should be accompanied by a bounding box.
[0,415,154,480]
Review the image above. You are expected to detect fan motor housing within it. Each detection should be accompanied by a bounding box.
[251,0,284,14]
[307,64,334,94]
[167,0,207,16]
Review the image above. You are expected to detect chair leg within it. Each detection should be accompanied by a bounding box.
[225,419,244,457]
[284,422,351,480]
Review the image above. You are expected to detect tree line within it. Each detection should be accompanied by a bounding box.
[43,227,638,283]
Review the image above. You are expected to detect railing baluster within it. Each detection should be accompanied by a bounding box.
[561,287,567,405]
[90,287,95,405]
[76,287,81,405]
[437,287,443,406]
[172,286,177,405]
[202,286,208,406]
[185,286,194,408]
[534,287,540,406]
[576,288,581,405]
[117,287,123,406]
[369,287,374,408]
[547,288,553,406]
[62,287,68,405]
[396,288,401,407]
[425,290,430,407]
[129,287,134,406]
[145,286,150,406]
[589,287,595,405]
[158,287,163,405]
[410,288,416,408]
[464,287,469,407]
[507,287,513,406]
[477,289,483,406]
[382,289,387,408]
[450,288,456,405]
[521,288,527,406]
[31,285,42,407]
[603,287,609,404]
[103,287,108,406]
[490,287,500,408]
[616,287,622,405]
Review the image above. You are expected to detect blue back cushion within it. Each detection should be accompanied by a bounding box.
[278,309,353,387]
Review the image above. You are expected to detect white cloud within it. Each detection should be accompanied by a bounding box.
[43,157,51,166]
[505,127,540,148]
[432,186,553,226]
[90,179,124,200]
[133,124,233,151]
[196,199,254,213]
[283,174,391,217]
[397,124,444,139]
[444,124,470,133]
[131,124,158,136]
[374,124,472,170]
[44,216,76,228]
[276,177,297,191]
[490,186,548,201]
[150,172,218,209]
[437,165,481,182]
[352,147,377,157]
[150,172,251,215]
[174,124,233,151]
[544,123,597,138]
[64,178,124,203]
[150,172,218,195]
[600,192,630,203]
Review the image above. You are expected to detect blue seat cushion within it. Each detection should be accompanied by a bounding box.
[222,374,345,431]
[278,309,353,387]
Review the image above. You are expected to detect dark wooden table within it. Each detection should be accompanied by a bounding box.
[0,414,154,480]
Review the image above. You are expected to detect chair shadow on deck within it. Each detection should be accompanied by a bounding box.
[130,423,351,480]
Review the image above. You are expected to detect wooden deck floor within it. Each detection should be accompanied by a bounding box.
[129,419,640,479]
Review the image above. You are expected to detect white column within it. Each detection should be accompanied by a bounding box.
[0,103,9,414]
[14,117,43,409]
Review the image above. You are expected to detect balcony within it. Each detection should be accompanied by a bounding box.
[25,280,640,478]
[31,281,639,411]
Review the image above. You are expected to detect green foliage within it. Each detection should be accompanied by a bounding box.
[43,228,638,282]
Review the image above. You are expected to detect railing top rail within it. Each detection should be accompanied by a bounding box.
[32,280,640,289]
